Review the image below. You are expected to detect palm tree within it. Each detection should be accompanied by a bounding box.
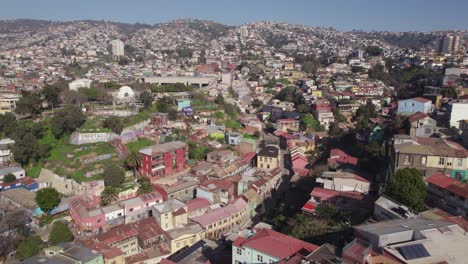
[100,186,119,206]
[123,150,142,178]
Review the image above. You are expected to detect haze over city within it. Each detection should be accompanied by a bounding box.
[1,0,468,31]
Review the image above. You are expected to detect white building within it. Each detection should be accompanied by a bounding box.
[69,79,92,91]
[0,166,25,183]
[232,228,318,264]
[111,39,125,57]
[239,26,249,39]
[110,86,136,104]
[450,102,468,128]
[0,138,14,165]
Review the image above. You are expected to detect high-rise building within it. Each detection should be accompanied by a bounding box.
[357,49,364,60]
[452,35,461,53]
[111,39,125,57]
[441,35,454,53]
[439,34,461,54]
[239,25,249,39]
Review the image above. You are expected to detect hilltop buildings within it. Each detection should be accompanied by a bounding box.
[139,141,189,181]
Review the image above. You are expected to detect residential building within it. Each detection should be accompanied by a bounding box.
[393,136,468,181]
[153,199,187,231]
[24,242,104,264]
[397,97,432,115]
[407,112,436,138]
[317,171,371,194]
[186,197,212,218]
[353,217,455,248]
[373,195,417,221]
[0,138,14,165]
[192,197,248,239]
[206,150,235,164]
[249,168,283,204]
[315,110,334,130]
[163,240,211,264]
[262,99,295,121]
[450,102,468,128]
[355,218,468,264]
[90,217,169,259]
[139,141,189,181]
[276,118,299,132]
[328,148,358,169]
[426,174,468,218]
[111,39,124,57]
[153,179,197,202]
[257,146,279,170]
[301,187,366,214]
[70,192,163,234]
[226,132,242,145]
[0,166,25,183]
[0,177,39,192]
[232,228,318,264]
[0,91,21,114]
[69,79,92,91]
[165,222,205,254]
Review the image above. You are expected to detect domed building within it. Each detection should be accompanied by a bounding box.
[110,86,138,104]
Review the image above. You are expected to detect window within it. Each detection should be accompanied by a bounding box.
[404,155,410,165]
[257,255,263,262]
[439,158,445,165]
[130,208,134,212]
[421,156,427,165]
[458,159,463,166]
[176,242,180,248]
[237,248,242,255]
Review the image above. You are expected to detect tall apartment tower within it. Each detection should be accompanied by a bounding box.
[452,35,461,53]
[239,25,249,39]
[439,34,461,54]
[111,39,125,57]
[441,35,454,53]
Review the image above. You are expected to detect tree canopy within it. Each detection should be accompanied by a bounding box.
[15,94,42,117]
[103,164,125,188]
[11,124,49,166]
[386,168,427,212]
[103,117,124,135]
[35,187,61,213]
[42,85,61,108]
[15,235,44,260]
[48,222,73,245]
[100,186,119,206]
[3,174,16,183]
[137,177,153,195]
[51,105,86,137]
[123,150,142,177]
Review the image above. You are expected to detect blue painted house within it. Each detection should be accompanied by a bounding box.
[0,177,38,192]
[397,97,432,115]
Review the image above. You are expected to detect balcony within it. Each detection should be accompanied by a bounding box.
[152,165,165,172]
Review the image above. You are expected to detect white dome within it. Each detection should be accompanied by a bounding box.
[117,86,135,99]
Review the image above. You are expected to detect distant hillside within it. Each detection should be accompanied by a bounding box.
[351,31,440,49]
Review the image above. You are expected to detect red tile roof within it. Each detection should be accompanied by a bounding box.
[408,111,429,123]
[426,174,468,198]
[186,197,212,212]
[413,97,431,103]
[328,149,358,166]
[233,228,318,260]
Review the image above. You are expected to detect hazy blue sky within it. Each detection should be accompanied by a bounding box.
[1,0,467,31]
